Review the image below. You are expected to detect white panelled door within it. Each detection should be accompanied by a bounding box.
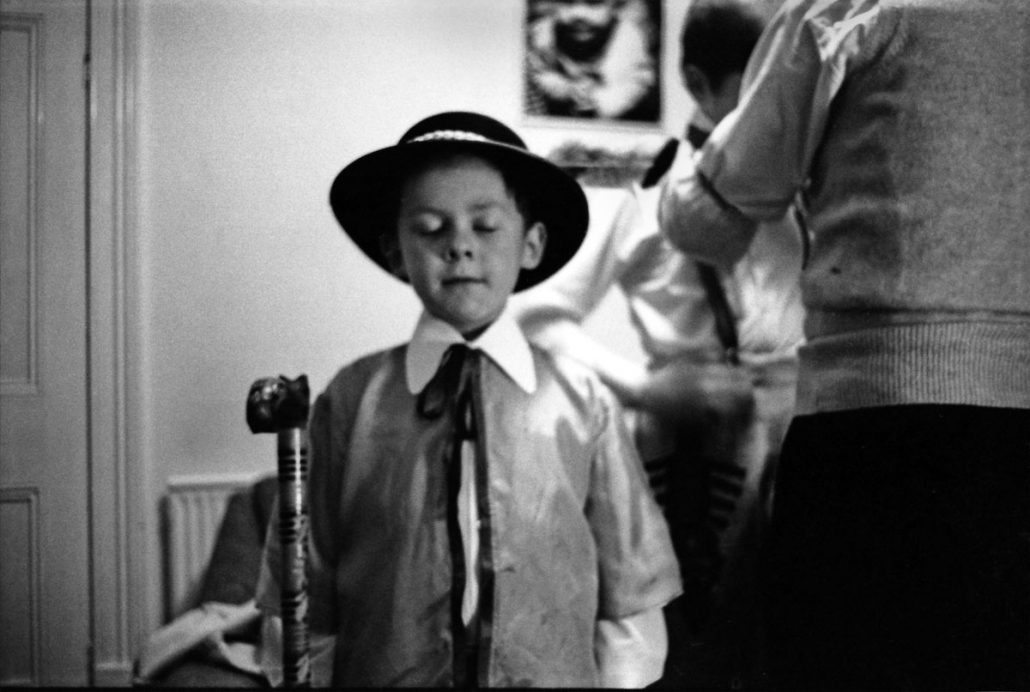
[0,0,91,685]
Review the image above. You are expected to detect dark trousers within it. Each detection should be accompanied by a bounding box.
[766,405,1030,690]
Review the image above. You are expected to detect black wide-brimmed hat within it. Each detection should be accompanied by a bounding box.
[329,111,589,292]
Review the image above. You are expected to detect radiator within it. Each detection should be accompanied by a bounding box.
[163,474,257,620]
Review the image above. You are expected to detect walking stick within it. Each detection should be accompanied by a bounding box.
[247,374,312,688]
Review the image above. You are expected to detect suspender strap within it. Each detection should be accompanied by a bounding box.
[640,136,741,365]
[694,261,740,366]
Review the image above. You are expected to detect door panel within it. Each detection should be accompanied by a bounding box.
[0,0,90,685]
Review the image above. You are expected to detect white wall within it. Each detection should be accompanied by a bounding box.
[135,0,692,632]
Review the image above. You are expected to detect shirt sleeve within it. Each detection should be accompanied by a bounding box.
[659,0,882,266]
[587,385,682,619]
[659,147,759,269]
[594,606,668,688]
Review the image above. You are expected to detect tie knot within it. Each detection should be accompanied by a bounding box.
[416,344,479,427]
[686,124,710,150]
[445,342,472,363]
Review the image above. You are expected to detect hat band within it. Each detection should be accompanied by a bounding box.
[406,130,492,145]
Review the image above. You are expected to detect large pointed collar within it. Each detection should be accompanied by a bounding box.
[405,309,537,395]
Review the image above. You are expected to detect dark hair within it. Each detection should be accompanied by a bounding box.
[679,0,765,90]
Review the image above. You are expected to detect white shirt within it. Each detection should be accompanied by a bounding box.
[406,308,668,688]
[405,309,536,628]
[514,164,804,369]
[262,308,669,688]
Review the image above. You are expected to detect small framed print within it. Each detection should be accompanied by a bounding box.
[523,0,663,128]
[521,0,667,186]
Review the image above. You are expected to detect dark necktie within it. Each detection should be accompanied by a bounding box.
[416,343,477,439]
[415,343,483,687]
[686,123,710,150]
[639,126,711,190]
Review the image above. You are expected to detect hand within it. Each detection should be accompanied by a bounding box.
[634,360,755,427]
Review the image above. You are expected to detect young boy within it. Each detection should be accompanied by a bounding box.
[257,111,681,688]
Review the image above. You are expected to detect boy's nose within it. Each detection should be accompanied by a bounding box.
[445,228,475,261]
[445,245,474,261]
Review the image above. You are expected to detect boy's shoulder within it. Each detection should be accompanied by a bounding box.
[530,341,587,378]
[323,343,407,398]
[529,343,615,410]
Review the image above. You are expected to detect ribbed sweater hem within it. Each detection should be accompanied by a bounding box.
[795,319,1030,415]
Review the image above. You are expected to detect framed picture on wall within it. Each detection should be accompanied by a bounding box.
[523,0,663,127]
[522,0,666,186]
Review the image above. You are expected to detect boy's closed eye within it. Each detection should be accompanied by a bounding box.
[472,216,501,233]
[404,214,504,237]
[404,214,445,236]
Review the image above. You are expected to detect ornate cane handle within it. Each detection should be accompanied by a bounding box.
[247,375,311,434]
[247,375,312,688]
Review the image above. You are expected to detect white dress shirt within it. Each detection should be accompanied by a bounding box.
[261,308,669,688]
[406,308,668,688]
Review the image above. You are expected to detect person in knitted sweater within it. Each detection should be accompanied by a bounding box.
[658,1,1030,689]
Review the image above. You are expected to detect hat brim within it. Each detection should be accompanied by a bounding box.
[329,139,588,292]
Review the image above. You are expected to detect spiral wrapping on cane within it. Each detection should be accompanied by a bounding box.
[278,428,311,687]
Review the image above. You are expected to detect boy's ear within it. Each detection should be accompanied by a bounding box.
[520,221,547,271]
[379,233,408,280]
[682,64,710,103]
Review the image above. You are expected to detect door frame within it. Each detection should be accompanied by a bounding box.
[87,0,145,684]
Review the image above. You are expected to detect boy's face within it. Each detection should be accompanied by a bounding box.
[390,154,546,339]
[554,0,620,54]
[683,65,744,125]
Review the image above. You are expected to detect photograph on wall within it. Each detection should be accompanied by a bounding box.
[523,0,663,126]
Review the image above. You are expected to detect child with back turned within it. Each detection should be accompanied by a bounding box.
[256,111,681,688]
[515,2,803,687]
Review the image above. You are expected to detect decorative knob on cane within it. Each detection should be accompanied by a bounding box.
[247,374,312,688]
[247,375,311,434]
